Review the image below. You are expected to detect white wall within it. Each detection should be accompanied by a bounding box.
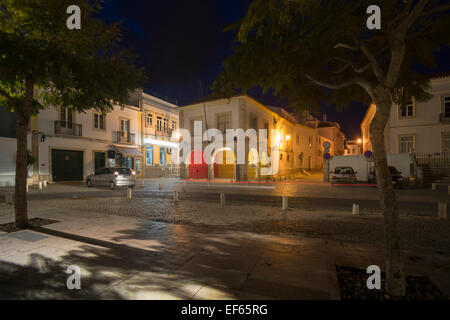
[330,155,369,181]
[330,153,412,181]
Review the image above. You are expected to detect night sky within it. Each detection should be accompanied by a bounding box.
[99,0,450,140]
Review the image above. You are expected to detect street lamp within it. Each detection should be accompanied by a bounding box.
[357,138,362,144]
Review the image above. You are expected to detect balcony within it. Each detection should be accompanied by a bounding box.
[440,113,450,123]
[156,127,173,137]
[54,121,82,136]
[114,131,136,144]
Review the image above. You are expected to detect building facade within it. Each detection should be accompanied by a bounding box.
[140,92,179,178]
[0,90,178,186]
[361,73,450,156]
[178,95,329,181]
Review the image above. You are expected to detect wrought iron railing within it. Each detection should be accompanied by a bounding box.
[416,151,450,165]
[54,121,82,136]
[114,131,135,144]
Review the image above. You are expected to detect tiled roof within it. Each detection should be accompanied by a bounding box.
[428,71,450,80]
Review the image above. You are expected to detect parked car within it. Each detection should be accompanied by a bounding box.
[330,166,357,184]
[368,166,403,189]
[86,167,136,190]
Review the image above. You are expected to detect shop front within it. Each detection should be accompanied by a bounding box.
[108,145,144,177]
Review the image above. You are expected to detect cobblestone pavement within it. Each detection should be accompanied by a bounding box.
[0,178,449,299]
[0,205,449,299]
[1,194,449,254]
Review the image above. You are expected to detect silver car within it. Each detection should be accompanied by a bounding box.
[87,167,136,190]
[330,166,357,185]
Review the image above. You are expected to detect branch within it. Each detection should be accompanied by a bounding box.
[418,4,450,18]
[359,43,385,82]
[0,88,15,105]
[305,75,375,100]
[330,57,370,74]
[334,43,358,51]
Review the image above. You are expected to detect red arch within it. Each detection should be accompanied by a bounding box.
[189,150,208,179]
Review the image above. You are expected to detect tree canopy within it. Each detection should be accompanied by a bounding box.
[213,0,450,112]
[0,0,145,113]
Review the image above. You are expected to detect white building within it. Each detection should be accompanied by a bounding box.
[361,72,450,156]
[178,95,329,180]
[0,90,178,185]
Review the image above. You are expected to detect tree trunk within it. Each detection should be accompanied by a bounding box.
[14,76,34,229]
[370,88,406,297]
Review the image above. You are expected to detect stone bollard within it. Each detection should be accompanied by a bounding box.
[220,193,226,205]
[432,183,436,190]
[39,181,43,190]
[5,192,14,205]
[352,203,360,215]
[173,191,179,202]
[43,180,47,188]
[282,196,288,211]
[127,187,132,200]
[438,202,447,220]
[26,184,29,193]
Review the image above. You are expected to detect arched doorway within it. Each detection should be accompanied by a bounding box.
[188,149,208,179]
[213,148,236,179]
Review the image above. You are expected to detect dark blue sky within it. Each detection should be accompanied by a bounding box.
[99,0,450,140]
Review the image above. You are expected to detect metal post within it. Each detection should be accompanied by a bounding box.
[127,187,132,200]
[352,203,360,215]
[282,196,288,210]
[220,193,225,205]
[173,191,179,202]
[38,181,43,190]
[438,202,447,220]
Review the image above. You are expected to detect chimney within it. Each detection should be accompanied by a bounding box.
[323,113,327,122]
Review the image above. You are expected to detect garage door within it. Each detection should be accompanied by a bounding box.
[52,149,83,181]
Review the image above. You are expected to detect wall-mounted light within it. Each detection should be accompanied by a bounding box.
[286,134,291,141]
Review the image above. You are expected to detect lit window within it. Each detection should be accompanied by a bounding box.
[94,113,105,130]
[400,101,414,118]
[444,96,450,118]
[399,135,414,153]
[146,113,153,127]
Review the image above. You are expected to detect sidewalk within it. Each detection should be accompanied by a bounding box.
[1,206,449,299]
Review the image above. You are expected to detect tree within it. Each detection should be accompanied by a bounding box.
[0,0,145,228]
[213,0,450,296]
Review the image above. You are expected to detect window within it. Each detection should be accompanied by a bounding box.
[0,105,16,138]
[296,135,299,145]
[399,135,414,153]
[280,154,283,161]
[156,116,162,132]
[94,113,105,130]
[146,112,153,127]
[163,118,169,133]
[444,96,450,118]
[308,136,312,147]
[216,113,232,133]
[160,147,166,165]
[443,133,450,152]
[60,108,73,128]
[120,119,130,133]
[399,101,414,118]
[171,120,176,130]
[145,146,153,165]
[250,114,257,129]
[287,154,290,162]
